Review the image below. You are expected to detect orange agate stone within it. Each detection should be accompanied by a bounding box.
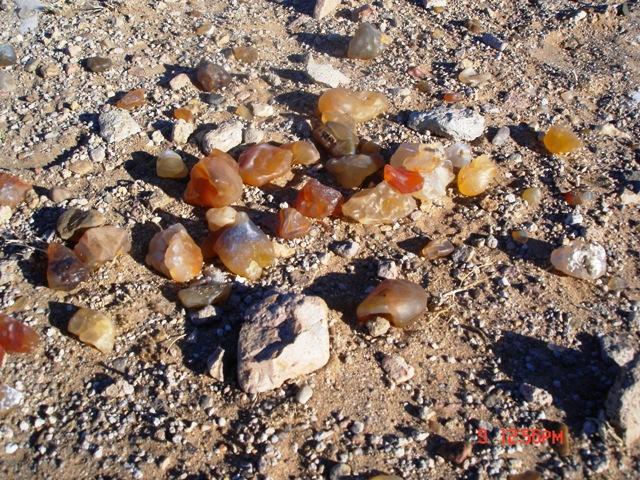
[238,144,292,187]
[294,179,343,219]
[384,164,424,194]
[184,150,244,208]
[0,313,39,353]
[277,208,311,239]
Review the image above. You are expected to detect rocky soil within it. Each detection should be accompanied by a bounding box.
[0,0,639,479]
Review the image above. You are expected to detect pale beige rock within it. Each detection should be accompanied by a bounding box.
[314,0,342,19]
[68,308,116,354]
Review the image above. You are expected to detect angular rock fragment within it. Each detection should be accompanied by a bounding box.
[281,140,321,165]
[390,143,454,201]
[184,150,244,208]
[347,22,384,60]
[201,121,243,154]
[326,154,384,188]
[294,179,343,218]
[342,182,416,225]
[178,282,231,309]
[74,226,131,269]
[68,308,116,354]
[457,155,497,196]
[238,144,293,187]
[207,347,225,381]
[277,208,312,239]
[99,110,141,143]
[381,354,415,384]
[172,119,194,145]
[314,0,341,19]
[600,334,637,367]
[116,88,146,110]
[156,150,188,179]
[0,173,31,208]
[0,384,23,413]
[86,56,112,73]
[146,224,203,282]
[445,142,472,169]
[47,243,90,291]
[196,61,231,91]
[306,54,350,88]
[0,313,39,353]
[357,279,428,327]
[318,87,388,124]
[237,293,330,393]
[407,107,485,141]
[606,356,640,447]
[233,46,259,63]
[56,208,106,240]
[0,44,17,67]
[550,240,607,281]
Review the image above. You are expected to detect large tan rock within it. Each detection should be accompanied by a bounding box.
[237,293,330,393]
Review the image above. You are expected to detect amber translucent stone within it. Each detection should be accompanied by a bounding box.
[608,276,627,292]
[238,144,293,187]
[457,155,497,196]
[196,61,232,91]
[235,104,253,120]
[384,164,424,194]
[0,173,31,208]
[68,308,115,354]
[443,91,464,103]
[281,141,321,166]
[174,107,194,123]
[74,226,131,269]
[564,188,595,207]
[213,212,275,280]
[347,22,383,60]
[294,179,343,219]
[320,111,357,129]
[342,181,416,225]
[145,224,203,282]
[421,238,454,260]
[356,279,428,328]
[47,243,90,291]
[522,187,542,206]
[206,206,237,231]
[277,208,312,239]
[233,46,259,63]
[157,150,189,179]
[116,88,146,110]
[543,125,583,154]
[512,229,529,244]
[184,150,244,207]
[318,88,388,123]
[326,154,384,188]
[178,282,231,308]
[312,121,359,157]
[0,314,39,353]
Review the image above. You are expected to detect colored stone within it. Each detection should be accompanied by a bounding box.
[174,107,194,123]
[282,141,321,165]
[233,46,259,63]
[238,144,293,187]
[356,279,428,328]
[0,313,39,353]
[293,179,343,218]
[511,229,529,245]
[347,22,384,60]
[68,308,116,354]
[457,155,497,196]
[156,149,189,179]
[318,87,388,123]
[184,150,244,207]
[443,91,464,103]
[384,164,424,194]
[213,212,275,280]
[74,226,131,269]
[326,154,384,188]
[421,238,454,260]
[543,125,583,154]
[56,208,106,241]
[312,121,359,157]
[341,181,416,225]
[196,61,232,92]
[550,239,607,281]
[277,208,312,239]
[522,187,542,206]
[86,56,112,73]
[0,44,17,67]
[390,143,454,201]
[206,206,237,231]
[145,224,203,282]
[46,243,90,291]
[564,188,595,207]
[0,173,31,208]
[115,88,146,110]
[178,282,231,308]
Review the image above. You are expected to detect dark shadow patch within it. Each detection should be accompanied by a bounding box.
[47,300,80,332]
[274,91,319,115]
[294,32,350,57]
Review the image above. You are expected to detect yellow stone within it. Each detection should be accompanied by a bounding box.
[457,155,497,196]
[68,308,116,354]
[341,182,416,225]
[157,150,189,179]
[318,88,388,124]
[543,125,583,154]
[522,187,542,206]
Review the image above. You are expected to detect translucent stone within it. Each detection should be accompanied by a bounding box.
[174,107,194,123]
[356,279,429,328]
[608,276,627,292]
[326,154,384,188]
[184,150,244,207]
[384,164,424,194]
[390,143,454,201]
[0,44,17,67]
[238,144,293,187]
[522,187,542,206]
[206,206,237,231]
[564,188,595,207]
[213,212,275,280]
[178,282,231,308]
[196,61,232,92]
[421,238,454,260]
[68,308,116,354]
[47,243,89,291]
[318,87,389,123]
[86,56,112,73]
[57,208,106,241]
[233,46,259,63]
[277,208,312,239]
[145,224,203,282]
[116,88,146,110]
[550,239,607,281]
[0,173,31,208]
[320,111,357,129]
[443,91,464,103]
[458,67,491,87]
[347,22,383,60]
[0,384,23,413]
[294,179,343,218]
[457,155,497,196]
[157,149,188,179]
[543,125,583,154]
[74,226,131,269]
[0,313,39,353]
[342,182,416,225]
[445,142,472,169]
[312,121,359,157]
[511,229,529,244]
[282,141,320,165]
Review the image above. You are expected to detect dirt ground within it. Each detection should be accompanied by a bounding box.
[0,0,639,479]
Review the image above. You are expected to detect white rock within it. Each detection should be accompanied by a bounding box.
[201,121,243,154]
[89,146,106,162]
[550,239,607,281]
[98,110,141,144]
[331,240,359,258]
[296,384,313,404]
[423,0,447,8]
[207,347,225,382]
[169,73,193,91]
[606,356,640,447]
[519,383,553,406]
[314,0,341,19]
[377,260,399,279]
[491,126,511,146]
[407,107,485,141]
[251,103,275,118]
[0,385,23,413]
[600,334,637,367]
[620,189,640,205]
[306,54,350,88]
[0,206,12,223]
[237,293,330,394]
[172,120,194,145]
[243,126,265,144]
[381,354,415,385]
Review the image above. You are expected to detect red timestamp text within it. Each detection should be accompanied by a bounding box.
[476,427,565,446]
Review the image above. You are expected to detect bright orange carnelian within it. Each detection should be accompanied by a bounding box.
[383,164,424,194]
